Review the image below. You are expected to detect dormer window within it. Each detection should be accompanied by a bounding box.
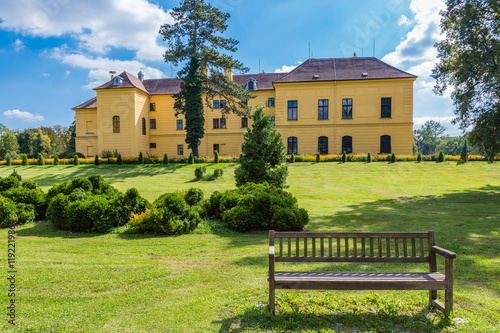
[246,78,257,91]
[113,76,123,86]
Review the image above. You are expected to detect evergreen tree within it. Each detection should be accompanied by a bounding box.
[66,120,76,155]
[461,141,468,163]
[138,151,144,164]
[315,153,320,163]
[37,153,45,166]
[437,150,445,163]
[160,0,255,157]
[341,151,347,163]
[117,154,123,165]
[94,155,100,166]
[417,153,422,163]
[73,155,79,166]
[21,154,28,166]
[163,153,169,164]
[5,154,11,166]
[290,154,295,163]
[367,152,372,163]
[235,105,288,187]
[214,149,219,164]
[53,155,60,165]
[390,153,396,163]
[188,153,195,164]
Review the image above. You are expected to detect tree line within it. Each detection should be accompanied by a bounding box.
[0,121,76,161]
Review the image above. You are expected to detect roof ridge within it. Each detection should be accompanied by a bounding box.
[274,59,309,83]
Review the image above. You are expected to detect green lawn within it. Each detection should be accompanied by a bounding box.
[0,162,499,332]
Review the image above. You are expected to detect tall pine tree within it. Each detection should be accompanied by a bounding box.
[160,0,255,157]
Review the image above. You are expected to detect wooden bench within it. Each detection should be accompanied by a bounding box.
[268,230,456,316]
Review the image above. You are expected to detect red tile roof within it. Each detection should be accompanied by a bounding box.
[73,96,97,109]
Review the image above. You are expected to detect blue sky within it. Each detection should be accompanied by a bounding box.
[0,0,459,134]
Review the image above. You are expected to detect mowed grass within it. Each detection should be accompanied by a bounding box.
[0,162,499,332]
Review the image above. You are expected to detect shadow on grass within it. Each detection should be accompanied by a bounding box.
[214,303,452,333]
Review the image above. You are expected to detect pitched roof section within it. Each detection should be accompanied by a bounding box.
[74,96,97,109]
[275,57,417,83]
[233,73,287,90]
[94,71,150,94]
[143,78,184,95]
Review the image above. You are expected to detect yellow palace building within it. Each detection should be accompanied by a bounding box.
[73,56,417,158]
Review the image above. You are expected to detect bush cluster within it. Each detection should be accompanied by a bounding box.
[204,183,309,232]
[129,191,202,234]
[0,175,43,227]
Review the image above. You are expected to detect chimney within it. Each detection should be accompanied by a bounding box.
[110,71,116,80]
[224,67,233,80]
[353,52,357,58]
[138,71,144,82]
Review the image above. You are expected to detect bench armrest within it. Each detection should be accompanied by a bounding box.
[431,246,457,259]
[269,246,275,259]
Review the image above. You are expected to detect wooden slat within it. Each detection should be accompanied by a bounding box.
[279,238,283,257]
[336,237,341,257]
[395,238,399,258]
[386,238,391,258]
[328,238,332,257]
[275,232,429,238]
[353,237,357,257]
[320,238,324,257]
[361,238,366,257]
[312,237,316,257]
[345,237,349,258]
[403,238,408,257]
[370,238,374,257]
[296,238,299,257]
[304,238,308,257]
[420,238,425,258]
[288,238,291,257]
[378,237,382,257]
[412,238,416,257]
[275,256,430,263]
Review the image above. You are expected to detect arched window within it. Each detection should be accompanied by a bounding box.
[318,136,328,155]
[142,118,146,135]
[380,135,391,154]
[113,116,120,133]
[342,136,352,154]
[288,137,298,155]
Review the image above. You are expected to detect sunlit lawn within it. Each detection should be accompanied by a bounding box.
[0,162,498,332]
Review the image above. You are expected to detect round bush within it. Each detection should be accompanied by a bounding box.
[0,196,18,227]
[0,176,20,192]
[194,166,206,179]
[2,187,47,220]
[213,169,224,178]
[22,179,38,189]
[184,188,204,206]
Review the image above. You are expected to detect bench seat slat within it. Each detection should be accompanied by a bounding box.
[275,257,430,263]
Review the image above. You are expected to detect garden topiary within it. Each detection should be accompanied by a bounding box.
[22,179,38,190]
[184,188,204,206]
[213,169,223,178]
[21,154,28,166]
[290,154,295,163]
[0,196,35,227]
[460,142,468,163]
[163,153,169,164]
[2,187,47,220]
[341,151,347,163]
[6,155,11,166]
[10,169,21,181]
[316,153,320,163]
[0,176,20,192]
[138,151,144,164]
[214,150,219,164]
[116,154,122,165]
[94,155,100,165]
[73,155,80,166]
[37,153,45,166]
[437,150,445,163]
[367,152,372,163]
[188,152,195,164]
[390,153,396,163]
[417,153,422,163]
[53,155,60,165]
[194,166,206,179]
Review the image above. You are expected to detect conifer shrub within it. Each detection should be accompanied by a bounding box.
[367,152,372,163]
[37,153,45,166]
[290,154,295,163]
[21,154,28,166]
[6,155,11,166]
[417,153,422,163]
[10,169,21,181]
[53,155,60,165]
[2,187,47,220]
[194,166,206,179]
[188,152,195,164]
[138,151,144,164]
[163,153,169,164]
[438,150,445,162]
[184,188,204,206]
[213,168,223,178]
[204,183,309,232]
[390,153,396,163]
[341,151,347,163]
[0,196,35,227]
[94,155,100,165]
[0,176,20,192]
[316,153,321,163]
[73,155,80,165]
[214,150,219,164]
[461,142,468,163]
[22,179,38,190]
[117,154,123,165]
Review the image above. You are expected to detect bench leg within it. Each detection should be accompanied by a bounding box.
[429,290,437,309]
[269,282,275,315]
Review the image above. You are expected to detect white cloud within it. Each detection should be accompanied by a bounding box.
[52,48,165,89]
[274,61,302,73]
[13,38,25,51]
[0,0,173,61]
[4,109,45,123]
[397,15,412,26]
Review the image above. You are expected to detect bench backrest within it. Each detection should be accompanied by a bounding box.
[270,231,436,263]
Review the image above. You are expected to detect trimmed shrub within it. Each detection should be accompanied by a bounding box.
[341,151,347,163]
[390,153,396,163]
[417,153,422,163]
[21,154,28,166]
[188,153,195,164]
[117,154,123,165]
[2,187,47,220]
[37,153,45,166]
[10,169,22,181]
[53,155,60,165]
[6,155,11,166]
[73,155,80,165]
[438,150,445,163]
[316,153,320,163]
[163,153,169,164]
[22,179,38,189]
[94,155,100,165]
[70,177,92,192]
[461,142,468,162]
[0,196,35,227]
[213,169,223,178]
[205,183,309,232]
[214,150,219,164]
[0,176,20,192]
[138,151,144,164]
[367,152,372,163]
[184,188,204,206]
[194,166,206,179]
[290,154,295,163]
